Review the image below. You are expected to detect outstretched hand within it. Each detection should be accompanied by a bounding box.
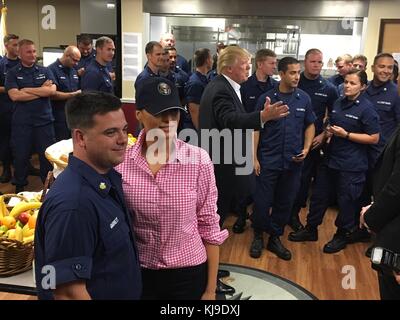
[260,97,289,123]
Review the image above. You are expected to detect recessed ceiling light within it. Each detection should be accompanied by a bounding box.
[106,3,115,9]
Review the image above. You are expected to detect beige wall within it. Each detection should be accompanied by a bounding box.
[6,0,80,55]
[121,0,145,101]
[364,0,400,78]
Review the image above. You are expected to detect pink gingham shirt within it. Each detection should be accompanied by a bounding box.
[116,130,228,269]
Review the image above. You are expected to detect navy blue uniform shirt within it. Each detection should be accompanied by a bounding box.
[48,59,80,120]
[134,66,159,99]
[185,71,208,104]
[365,80,400,144]
[163,69,189,101]
[176,54,190,74]
[298,73,339,134]
[0,57,19,114]
[5,63,55,126]
[240,73,278,113]
[256,87,316,170]
[35,155,142,300]
[326,95,380,172]
[81,59,113,94]
[76,49,113,73]
[328,74,344,87]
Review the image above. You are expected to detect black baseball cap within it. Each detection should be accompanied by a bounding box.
[135,77,186,116]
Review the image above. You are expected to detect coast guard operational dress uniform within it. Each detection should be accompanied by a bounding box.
[35,155,142,300]
[291,73,338,220]
[0,56,20,181]
[81,59,113,94]
[365,80,400,168]
[240,73,277,113]
[5,62,56,187]
[252,87,316,241]
[302,95,380,252]
[48,58,80,141]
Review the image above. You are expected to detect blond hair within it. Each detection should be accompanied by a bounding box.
[335,54,352,64]
[217,45,251,75]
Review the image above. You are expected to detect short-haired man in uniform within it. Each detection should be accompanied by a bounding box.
[35,92,142,300]
[289,49,338,232]
[250,57,316,260]
[328,54,353,88]
[240,49,278,113]
[134,41,162,97]
[81,36,115,94]
[160,32,190,74]
[48,46,81,141]
[355,53,400,246]
[76,34,96,78]
[0,34,20,183]
[184,48,213,129]
[5,39,56,193]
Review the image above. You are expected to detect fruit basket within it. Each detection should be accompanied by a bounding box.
[0,194,40,277]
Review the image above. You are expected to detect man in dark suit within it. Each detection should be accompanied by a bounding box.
[199,45,289,229]
[361,124,400,299]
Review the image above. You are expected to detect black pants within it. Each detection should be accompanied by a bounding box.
[141,262,207,300]
[378,271,400,300]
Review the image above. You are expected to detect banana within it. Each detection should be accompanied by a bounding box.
[9,201,41,219]
[0,196,9,219]
[23,235,34,244]
[6,229,16,240]
[15,225,23,242]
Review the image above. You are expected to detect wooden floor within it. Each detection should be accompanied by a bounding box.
[0,164,379,300]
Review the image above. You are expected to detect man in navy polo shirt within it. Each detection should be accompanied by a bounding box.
[160,32,190,74]
[35,92,142,300]
[250,57,316,261]
[241,49,278,113]
[328,54,353,88]
[366,53,400,168]
[0,34,20,184]
[290,48,338,231]
[5,39,56,193]
[76,34,96,78]
[48,46,81,141]
[184,48,212,129]
[81,36,115,94]
[134,41,162,98]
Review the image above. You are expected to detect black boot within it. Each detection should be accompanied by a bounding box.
[249,231,263,258]
[15,185,24,194]
[288,225,318,242]
[346,228,371,244]
[232,212,248,234]
[0,164,11,183]
[323,229,349,254]
[28,162,40,177]
[267,236,292,260]
[288,212,304,232]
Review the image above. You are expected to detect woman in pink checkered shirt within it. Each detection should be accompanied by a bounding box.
[117,77,228,300]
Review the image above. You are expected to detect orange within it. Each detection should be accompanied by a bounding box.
[28,214,37,229]
[1,216,16,229]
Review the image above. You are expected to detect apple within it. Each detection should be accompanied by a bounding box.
[17,211,31,225]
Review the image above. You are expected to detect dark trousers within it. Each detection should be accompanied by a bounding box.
[378,271,400,300]
[292,148,322,217]
[307,165,365,231]
[53,107,71,142]
[11,123,55,186]
[141,263,207,300]
[215,164,255,226]
[252,168,301,236]
[0,112,12,166]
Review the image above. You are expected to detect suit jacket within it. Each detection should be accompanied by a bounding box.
[199,75,261,199]
[364,124,400,253]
